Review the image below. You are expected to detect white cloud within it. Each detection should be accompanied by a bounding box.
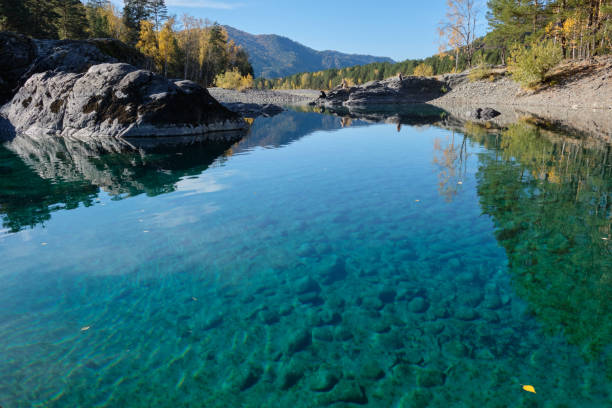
[166,0,244,9]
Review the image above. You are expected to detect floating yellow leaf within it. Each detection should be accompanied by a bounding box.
[522,385,536,394]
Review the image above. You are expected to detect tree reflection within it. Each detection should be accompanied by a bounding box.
[432,130,470,202]
[465,120,611,356]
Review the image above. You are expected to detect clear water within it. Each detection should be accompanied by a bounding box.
[0,109,610,407]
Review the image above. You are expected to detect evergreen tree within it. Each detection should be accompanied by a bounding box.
[123,0,152,44]
[85,0,111,38]
[0,0,32,34]
[149,0,168,31]
[56,0,88,39]
[24,0,61,38]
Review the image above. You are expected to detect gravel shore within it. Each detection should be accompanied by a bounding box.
[208,88,319,106]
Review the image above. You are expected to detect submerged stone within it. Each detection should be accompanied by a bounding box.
[287,329,312,355]
[416,369,446,388]
[361,361,385,380]
[309,368,341,392]
[408,297,429,313]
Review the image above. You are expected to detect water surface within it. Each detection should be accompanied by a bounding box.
[0,109,610,407]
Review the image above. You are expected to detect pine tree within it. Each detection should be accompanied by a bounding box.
[85,0,111,38]
[0,0,32,34]
[56,0,88,39]
[123,0,152,44]
[25,0,61,38]
[149,0,168,31]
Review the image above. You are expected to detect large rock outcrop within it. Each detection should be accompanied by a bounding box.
[315,76,447,107]
[0,32,247,140]
[1,63,247,139]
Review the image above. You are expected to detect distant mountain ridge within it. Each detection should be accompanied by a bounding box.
[224,26,394,79]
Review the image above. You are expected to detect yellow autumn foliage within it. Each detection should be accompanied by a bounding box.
[413,63,434,77]
[214,68,254,91]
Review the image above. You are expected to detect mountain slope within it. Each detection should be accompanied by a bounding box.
[224,26,394,79]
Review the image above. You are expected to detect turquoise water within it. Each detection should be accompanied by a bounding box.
[0,109,610,407]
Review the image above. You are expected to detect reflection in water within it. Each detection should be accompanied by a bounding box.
[466,121,611,356]
[0,108,610,407]
[0,111,366,233]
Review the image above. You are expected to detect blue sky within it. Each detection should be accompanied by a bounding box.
[116,1,488,61]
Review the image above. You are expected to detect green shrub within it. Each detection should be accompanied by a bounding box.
[508,41,563,88]
[468,64,499,82]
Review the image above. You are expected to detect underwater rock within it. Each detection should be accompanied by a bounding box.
[279,304,294,316]
[482,293,503,310]
[416,369,446,388]
[461,289,484,307]
[454,307,479,321]
[261,310,280,325]
[313,327,334,342]
[298,292,324,305]
[334,326,355,342]
[295,276,321,294]
[442,340,470,358]
[279,361,306,390]
[408,297,429,313]
[362,296,385,312]
[378,287,397,303]
[361,361,385,380]
[372,320,391,334]
[236,365,263,391]
[202,314,223,330]
[398,388,433,408]
[287,329,312,355]
[400,349,424,365]
[319,310,342,326]
[319,379,368,405]
[320,256,347,285]
[309,368,341,392]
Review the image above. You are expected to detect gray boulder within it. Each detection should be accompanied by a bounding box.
[469,107,501,120]
[0,32,145,104]
[316,76,447,107]
[1,63,247,139]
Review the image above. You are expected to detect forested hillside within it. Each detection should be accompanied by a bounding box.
[224,26,394,78]
[256,0,612,90]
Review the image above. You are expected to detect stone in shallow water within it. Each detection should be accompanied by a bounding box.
[320,256,347,285]
[334,326,354,342]
[455,307,479,321]
[309,368,341,392]
[362,296,385,312]
[202,314,223,330]
[235,365,263,391]
[313,327,334,342]
[482,293,503,310]
[318,379,368,405]
[361,361,385,380]
[295,276,321,294]
[372,320,391,334]
[416,369,446,388]
[408,297,429,313]
[398,388,433,408]
[278,361,306,390]
[287,329,312,355]
[298,292,324,305]
[261,310,280,325]
[442,340,470,358]
[378,287,397,303]
[319,310,342,326]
